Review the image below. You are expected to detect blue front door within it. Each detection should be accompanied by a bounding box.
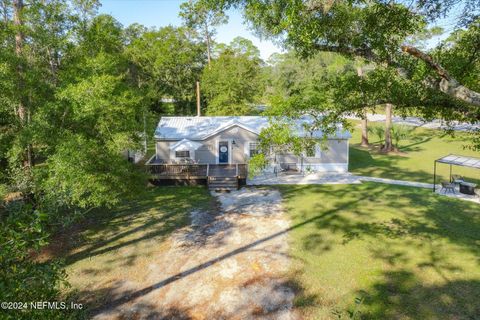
[218,141,229,163]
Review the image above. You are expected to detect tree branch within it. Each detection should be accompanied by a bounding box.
[401,45,451,80]
[313,43,480,107]
[401,45,480,107]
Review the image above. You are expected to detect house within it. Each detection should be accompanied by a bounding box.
[146,116,351,189]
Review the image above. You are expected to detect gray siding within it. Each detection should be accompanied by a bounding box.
[155,125,259,164]
[206,125,259,163]
[156,141,170,160]
[321,139,348,163]
[155,128,348,165]
[276,139,348,164]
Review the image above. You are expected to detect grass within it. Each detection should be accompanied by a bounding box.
[349,122,480,184]
[51,186,214,310]
[280,183,480,319]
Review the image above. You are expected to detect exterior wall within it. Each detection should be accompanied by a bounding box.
[155,141,171,161]
[276,139,348,163]
[205,125,259,164]
[155,125,259,164]
[154,128,349,172]
[274,139,349,173]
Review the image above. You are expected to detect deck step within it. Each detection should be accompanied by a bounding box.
[208,176,239,190]
[208,177,238,181]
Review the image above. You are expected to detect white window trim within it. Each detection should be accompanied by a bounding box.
[244,140,260,159]
[174,150,192,158]
[169,142,195,161]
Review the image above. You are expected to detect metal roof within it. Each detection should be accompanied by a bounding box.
[436,154,480,169]
[154,116,351,140]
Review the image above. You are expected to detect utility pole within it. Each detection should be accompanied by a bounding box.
[196,81,201,116]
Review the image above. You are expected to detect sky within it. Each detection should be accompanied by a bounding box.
[99,0,459,59]
[99,0,282,61]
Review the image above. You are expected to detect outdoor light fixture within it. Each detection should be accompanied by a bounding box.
[232,140,236,145]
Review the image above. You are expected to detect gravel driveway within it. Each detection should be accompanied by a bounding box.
[94,187,297,320]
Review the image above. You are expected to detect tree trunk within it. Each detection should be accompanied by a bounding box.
[13,0,32,168]
[14,0,24,120]
[357,66,369,147]
[361,112,369,147]
[383,103,394,152]
[204,22,211,65]
[1,0,9,23]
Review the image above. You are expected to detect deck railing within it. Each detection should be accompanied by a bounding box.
[147,163,248,178]
[148,164,208,176]
[237,164,247,177]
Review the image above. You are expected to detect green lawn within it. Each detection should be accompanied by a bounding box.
[280,183,480,319]
[349,122,480,184]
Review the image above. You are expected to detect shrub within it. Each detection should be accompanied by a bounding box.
[391,125,414,148]
[368,124,385,142]
[0,204,83,319]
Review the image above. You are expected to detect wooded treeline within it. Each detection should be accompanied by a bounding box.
[0,0,479,318]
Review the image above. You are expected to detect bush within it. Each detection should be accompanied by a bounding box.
[248,153,269,178]
[391,125,414,148]
[368,124,385,142]
[367,124,413,149]
[0,204,83,319]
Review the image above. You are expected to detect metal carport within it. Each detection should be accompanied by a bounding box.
[433,154,480,192]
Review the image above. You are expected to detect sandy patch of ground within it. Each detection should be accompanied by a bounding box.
[92,187,296,320]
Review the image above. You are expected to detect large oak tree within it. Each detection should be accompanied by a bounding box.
[203,0,480,116]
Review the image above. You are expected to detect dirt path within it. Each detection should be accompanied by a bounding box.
[94,188,296,320]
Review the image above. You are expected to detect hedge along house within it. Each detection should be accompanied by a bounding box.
[146,116,351,189]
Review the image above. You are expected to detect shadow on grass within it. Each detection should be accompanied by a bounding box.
[280,183,480,319]
[62,183,479,319]
[82,186,369,317]
[349,147,434,183]
[45,187,214,268]
[358,272,480,319]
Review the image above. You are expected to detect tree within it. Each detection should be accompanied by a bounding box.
[0,2,146,318]
[202,37,263,115]
[180,0,227,65]
[356,65,369,147]
[126,26,206,115]
[39,13,146,209]
[204,0,480,112]
[265,51,362,139]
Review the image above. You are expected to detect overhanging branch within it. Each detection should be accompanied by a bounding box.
[401,45,480,107]
[313,43,480,107]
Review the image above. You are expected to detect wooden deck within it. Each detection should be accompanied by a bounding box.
[147,163,248,179]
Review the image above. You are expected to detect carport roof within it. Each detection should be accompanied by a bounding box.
[435,154,480,169]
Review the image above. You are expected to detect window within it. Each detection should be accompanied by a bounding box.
[249,142,260,157]
[175,150,190,158]
[305,143,320,158]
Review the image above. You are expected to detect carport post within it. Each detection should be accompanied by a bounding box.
[433,160,437,192]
